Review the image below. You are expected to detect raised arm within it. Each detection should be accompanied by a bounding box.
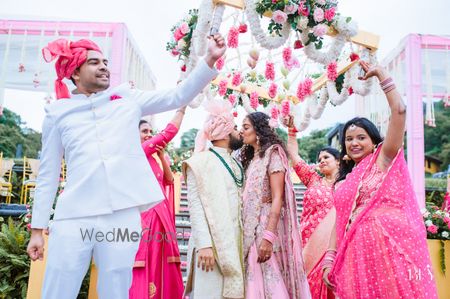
[284,116,319,186]
[141,122,180,157]
[132,35,225,116]
[359,61,406,169]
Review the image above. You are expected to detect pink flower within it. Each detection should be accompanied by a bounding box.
[313,24,328,37]
[324,7,336,22]
[444,216,450,224]
[285,57,300,70]
[218,79,228,96]
[281,100,290,117]
[232,72,242,86]
[250,92,259,109]
[238,23,248,33]
[228,94,237,106]
[282,47,292,65]
[171,49,180,56]
[350,52,360,62]
[181,65,186,72]
[284,4,298,15]
[215,55,225,70]
[427,225,438,234]
[298,1,310,17]
[303,78,313,95]
[18,63,25,72]
[227,27,239,48]
[348,87,354,95]
[327,62,338,81]
[179,22,190,35]
[271,106,280,119]
[294,40,303,49]
[265,61,275,81]
[26,213,32,218]
[110,94,122,101]
[233,111,238,117]
[272,10,288,24]
[26,224,31,231]
[173,28,185,42]
[268,82,278,98]
[296,78,313,101]
[313,7,324,22]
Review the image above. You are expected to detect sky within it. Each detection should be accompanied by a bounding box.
[1,0,449,145]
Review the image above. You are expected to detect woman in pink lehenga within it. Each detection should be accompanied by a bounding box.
[129,107,186,299]
[240,112,311,299]
[284,116,338,299]
[322,62,438,299]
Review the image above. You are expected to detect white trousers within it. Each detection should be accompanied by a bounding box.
[42,207,141,299]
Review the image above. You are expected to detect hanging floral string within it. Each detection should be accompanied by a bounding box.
[424,43,436,127]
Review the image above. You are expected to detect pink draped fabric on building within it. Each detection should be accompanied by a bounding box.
[129,123,184,299]
[293,160,335,299]
[330,146,437,299]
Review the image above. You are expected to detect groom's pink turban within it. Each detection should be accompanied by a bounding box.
[42,38,102,99]
[194,99,235,152]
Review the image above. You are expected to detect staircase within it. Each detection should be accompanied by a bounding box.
[175,182,306,282]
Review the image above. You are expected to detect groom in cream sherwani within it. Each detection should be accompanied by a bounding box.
[26,35,226,299]
[183,100,245,299]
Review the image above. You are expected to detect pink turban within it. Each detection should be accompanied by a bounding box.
[42,38,102,99]
[194,99,235,152]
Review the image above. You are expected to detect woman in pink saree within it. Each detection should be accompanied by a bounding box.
[323,62,437,299]
[129,107,186,299]
[284,116,338,299]
[240,112,311,299]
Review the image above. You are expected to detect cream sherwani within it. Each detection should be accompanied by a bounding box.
[31,60,217,299]
[183,146,244,299]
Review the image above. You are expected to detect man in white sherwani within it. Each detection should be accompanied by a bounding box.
[182,100,245,299]
[26,36,225,299]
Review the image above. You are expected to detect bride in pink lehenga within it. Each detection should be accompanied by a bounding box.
[240,112,311,299]
[322,62,438,299]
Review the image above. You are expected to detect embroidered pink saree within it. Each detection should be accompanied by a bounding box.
[242,145,311,299]
[330,146,437,299]
[293,160,335,299]
[129,123,183,299]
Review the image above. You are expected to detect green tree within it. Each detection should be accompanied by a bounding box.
[297,128,330,163]
[180,128,199,149]
[424,102,450,168]
[0,108,41,158]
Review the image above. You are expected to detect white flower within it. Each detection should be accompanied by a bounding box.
[24,217,29,223]
[316,0,326,5]
[442,231,449,238]
[423,211,430,218]
[425,220,433,227]
[420,208,427,214]
[177,39,187,50]
[296,16,309,30]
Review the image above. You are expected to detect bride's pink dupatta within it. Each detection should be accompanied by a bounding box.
[243,144,311,298]
[330,146,437,299]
